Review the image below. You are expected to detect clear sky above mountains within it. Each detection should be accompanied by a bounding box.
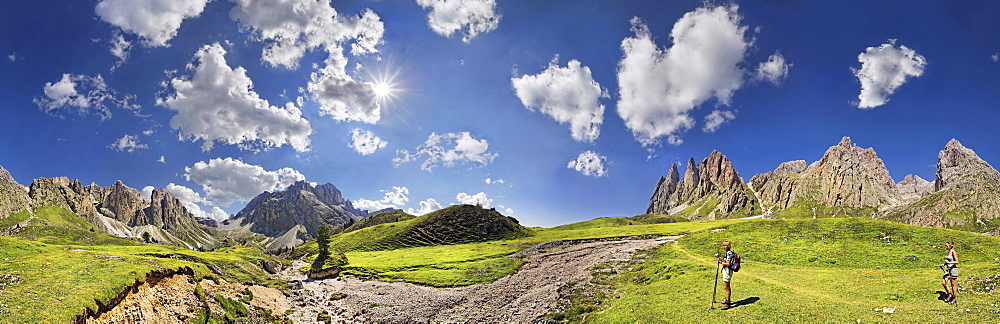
[1,0,999,227]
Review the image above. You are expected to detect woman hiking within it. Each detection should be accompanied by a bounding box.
[941,241,959,304]
[717,241,735,309]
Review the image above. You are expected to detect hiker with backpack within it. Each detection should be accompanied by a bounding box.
[941,241,959,304]
[717,241,740,309]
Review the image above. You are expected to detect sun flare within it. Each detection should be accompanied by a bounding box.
[372,81,393,100]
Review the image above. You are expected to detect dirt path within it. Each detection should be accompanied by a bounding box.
[283,236,681,323]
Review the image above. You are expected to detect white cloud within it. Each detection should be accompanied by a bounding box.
[163,183,229,221]
[184,157,306,207]
[354,186,409,212]
[108,32,132,70]
[616,5,751,146]
[456,192,492,208]
[143,129,154,136]
[34,73,140,120]
[95,0,210,47]
[512,56,608,142]
[567,150,608,177]
[755,52,791,84]
[157,43,313,152]
[992,52,999,62]
[308,50,381,123]
[485,177,505,185]
[141,186,155,201]
[702,110,736,133]
[108,134,149,152]
[406,198,442,215]
[394,132,498,172]
[415,0,500,43]
[8,52,17,62]
[349,128,387,155]
[852,39,926,109]
[157,156,166,163]
[230,0,383,69]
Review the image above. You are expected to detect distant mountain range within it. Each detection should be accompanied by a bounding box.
[647,137,1000,235]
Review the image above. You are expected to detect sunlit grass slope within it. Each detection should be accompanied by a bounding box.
[582,218,1000,323]
[0,206,285,323]
[328,204,533,252]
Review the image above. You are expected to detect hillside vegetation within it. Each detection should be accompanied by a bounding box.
[0,206,285,323]
[328,204,533,252]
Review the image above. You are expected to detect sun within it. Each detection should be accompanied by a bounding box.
[372,81,393,100]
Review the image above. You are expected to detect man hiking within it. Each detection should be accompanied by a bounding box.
[717,241,735,309]
[941,241,959,304]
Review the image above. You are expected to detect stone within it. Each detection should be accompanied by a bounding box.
[646,151,759,219]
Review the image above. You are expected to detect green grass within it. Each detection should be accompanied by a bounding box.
[0,206,284,323]
[574,218,1000,323]
[772,198,879,219]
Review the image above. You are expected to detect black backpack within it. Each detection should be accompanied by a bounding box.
[729,251,741,272]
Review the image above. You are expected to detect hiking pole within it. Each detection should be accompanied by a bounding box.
[711,253,720,309]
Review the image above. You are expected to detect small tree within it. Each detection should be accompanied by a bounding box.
[311,225,332,271]
[142,232,152,243]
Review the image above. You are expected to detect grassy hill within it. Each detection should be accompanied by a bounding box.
[339,210,417,233]
[328,204,533,252]
[0,206,286,323]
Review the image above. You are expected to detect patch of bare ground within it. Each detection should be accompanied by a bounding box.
[285,236,680,323]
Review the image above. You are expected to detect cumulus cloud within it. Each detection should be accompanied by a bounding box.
[616,5,751,146]
[852,39,926,109]
[992,52,999,62]
[108,134,148,152]
[8,52,17,62]
[567,150,608,177]
[755,52,791,84]
[95,0,210,47]
[394,132,498,172]
[309,50,381,123]
[485,177,505,185]
[456,192,493,207]
[702,110,736,133]
[108,32,133,70]
[406,198,443,215]
[349,128,387,155]
[230,0,383,68]
[184,157,306,207]
[163,183,230,221]
[512,56,608,142]
[141,186,155,201]
[354,186,409,212]
[34,73,140,120]
[157,156,166,163]
[157,43,313,152]
[415,0,501,42]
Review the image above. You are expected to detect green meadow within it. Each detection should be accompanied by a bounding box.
[0,207,285,323]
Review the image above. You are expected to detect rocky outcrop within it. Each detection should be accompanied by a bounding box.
[0,165,31,219]
[87,181,147,226]
[28,177,102,218]
[234,181,365,239]
[143,189,193,232]
[886,139,1000,234]
[897,175,934,201]
[751,137,900,212]
[646,151,759,219]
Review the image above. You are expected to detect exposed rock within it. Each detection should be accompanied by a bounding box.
[195,217,218,228]
[897,174,934,201]
[886,139,1000,233]
[646,151,759,219]
[0,165,31,219]
[751,137,899,211]
[233,181,365,241]
[88,181,147,226]
[29,177,102,219]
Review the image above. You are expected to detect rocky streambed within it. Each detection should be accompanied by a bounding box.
[283,236,680,323]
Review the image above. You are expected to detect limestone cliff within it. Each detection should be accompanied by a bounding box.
[751,137,900,215]
[233,181,365,240]
[897,174,934,201]
[646,151,759,219]
[0,165,31,219]
[886,139,1000,234]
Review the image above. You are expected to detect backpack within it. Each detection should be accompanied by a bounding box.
[729,251,741,272]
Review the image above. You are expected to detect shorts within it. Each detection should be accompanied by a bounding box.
[722,267,733,283]
[942,268,958,279]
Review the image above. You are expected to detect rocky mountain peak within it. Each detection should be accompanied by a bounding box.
[838,136,852,147]
[144,189,193,232]
[28,177,100,218]
[809,137,899,207]
[897,174,934,201]
[0,165,31,218]
[647,151,758,219]
[934,139,1000,191]
[234,182,365,244]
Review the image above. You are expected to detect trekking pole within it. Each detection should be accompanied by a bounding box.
[711,253,720,309]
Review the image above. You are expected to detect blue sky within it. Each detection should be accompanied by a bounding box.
[1,0,999,227]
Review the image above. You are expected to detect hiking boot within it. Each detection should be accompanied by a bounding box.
[722,300,731,305]
[945,294,955,303]
[947,296,957,304]
[720,303,730,310]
